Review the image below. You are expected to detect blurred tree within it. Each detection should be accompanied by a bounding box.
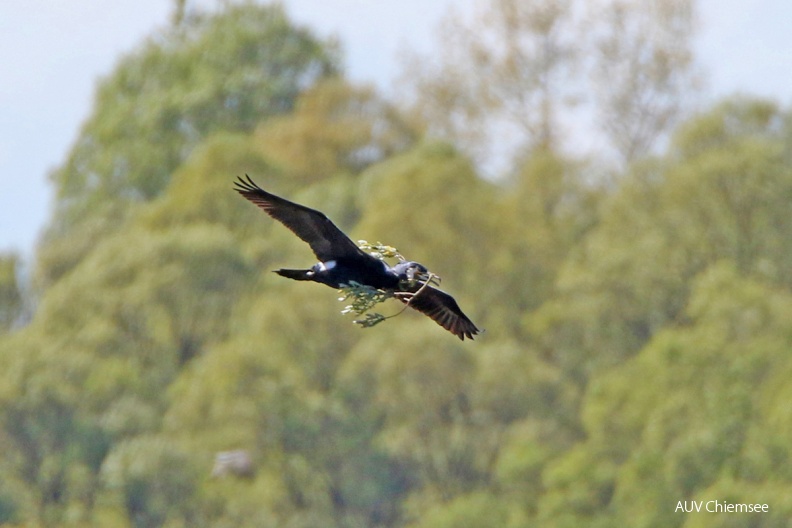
[340,329,481,506]
[590,0,699,164]
[0,332,112,524]
[102,436,203,527]
[171,0,187,26]
[536,444,618,527]
[403,0,577,163]
[7,0,792,521]
[38,2,339,287]
[541,263,792,526]
[140,131,275,233]
[255,78,417,184]
[532,97,792,381]
[355,142,497,310]
[0,253,22,332]
[408,491,515,528]
[402,0,700,170]
[491,150,602,337]
[164,281,412,527]
[0,217,254,525]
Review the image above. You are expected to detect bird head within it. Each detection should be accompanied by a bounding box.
[392,261,440,287]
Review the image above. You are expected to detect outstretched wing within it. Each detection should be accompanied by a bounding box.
[234,175,365,261]
[400,286,480,340]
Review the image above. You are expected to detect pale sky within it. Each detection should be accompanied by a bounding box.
[1,0,790,257]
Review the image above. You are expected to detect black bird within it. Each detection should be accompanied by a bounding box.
[234,175,480,340]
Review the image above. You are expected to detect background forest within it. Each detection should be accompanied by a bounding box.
[2,1,792,526]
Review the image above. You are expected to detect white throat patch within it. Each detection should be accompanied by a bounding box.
[317,260,337,272]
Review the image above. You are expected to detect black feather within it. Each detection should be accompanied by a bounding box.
[234,175,366,261]
[235,176,481,340]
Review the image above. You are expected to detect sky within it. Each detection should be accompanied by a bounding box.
[1,0,790,258]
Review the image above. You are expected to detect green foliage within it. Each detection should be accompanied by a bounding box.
[356,142,499,313]
[39,2,338,287]
[541,263,792,527]
[0,252,22,332]
[357,240,405,261]
[336,241,404,326]
[59,2,336,204]
[338,281,393,327]
[532,98,792,381]
[336,241,441,330]
[102,436,203,528]
[254,79,417,184]
[409,492,515,528]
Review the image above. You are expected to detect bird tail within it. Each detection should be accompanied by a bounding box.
[274,268,314,281]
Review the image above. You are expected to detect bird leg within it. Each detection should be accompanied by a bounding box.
[387,271,438,315]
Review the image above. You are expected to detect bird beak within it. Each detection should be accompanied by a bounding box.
[416,270,441,286]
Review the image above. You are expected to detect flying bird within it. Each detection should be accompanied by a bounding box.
[234,175,480,340]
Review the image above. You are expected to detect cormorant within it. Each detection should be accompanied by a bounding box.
[234,175,480,340]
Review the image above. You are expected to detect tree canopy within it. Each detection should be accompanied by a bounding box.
[38,2,340,287]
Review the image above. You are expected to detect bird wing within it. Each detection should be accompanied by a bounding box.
[234,175,366,261]
[399,285,480,340]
